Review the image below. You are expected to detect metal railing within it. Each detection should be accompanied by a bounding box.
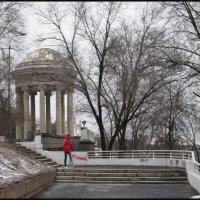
[87,150,193,160]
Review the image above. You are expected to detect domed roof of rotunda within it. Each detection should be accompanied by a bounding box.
[21,48,65,63]
[15,48,74,71]
[12,48,76,90]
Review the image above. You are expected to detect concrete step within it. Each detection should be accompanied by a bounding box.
[16,144,59,168]
[17,147,38,154]
[52,164,60,168]
[55,179,188,184]
[56,172,85,176]
[31,155,47,159]
[37,158,52,162]
[87,172,186,177]
[24,149,32,152]
[30,152,41,156]
[20,151,40,156]
[55,175,187,182]
[16,146,26,149]
[56,168,186,173]
[56,172,186,177]
[55,166,188,184]
[45,161,58,165]
[56,168,186,176]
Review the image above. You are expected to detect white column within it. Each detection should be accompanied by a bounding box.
[30,93,36,132]
[56,85,62,135]
[16,87,23,140]
[67,91,74,135]
[40,85,46,133]
[21,91,24,137]
[22,86,31,139]
[46,91,51,134]
[61,91,65,134]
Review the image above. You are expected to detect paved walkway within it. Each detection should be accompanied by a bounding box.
[32,182,199,199]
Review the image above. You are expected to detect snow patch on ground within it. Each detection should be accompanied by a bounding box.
[0,142,53,190]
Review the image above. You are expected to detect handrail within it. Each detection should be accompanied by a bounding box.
[87,150,193,160]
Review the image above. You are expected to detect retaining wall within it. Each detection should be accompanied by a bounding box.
[186,160,200,193]
[0,169,56,198]
[37,150,187,167]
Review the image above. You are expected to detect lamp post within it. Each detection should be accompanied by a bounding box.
[7,44,11,140]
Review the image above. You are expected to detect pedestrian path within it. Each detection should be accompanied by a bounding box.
[32,182,198,199]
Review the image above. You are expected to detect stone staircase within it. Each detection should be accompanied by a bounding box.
[55,166,188,184]
[16,144,60,168]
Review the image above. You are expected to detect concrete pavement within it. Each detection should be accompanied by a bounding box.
[32,182,199,199]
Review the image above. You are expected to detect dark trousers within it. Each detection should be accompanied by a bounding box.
[64,152,73,166]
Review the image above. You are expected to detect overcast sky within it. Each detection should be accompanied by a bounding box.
[21,2,146,56]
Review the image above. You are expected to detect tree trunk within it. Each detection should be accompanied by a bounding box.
[133,131,138,150]
[118,127,127,150]
[108,133,117,150]
[98,121,107,150]
[118,135,126,150]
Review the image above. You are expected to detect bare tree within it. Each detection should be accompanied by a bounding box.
[103,4,184,150]
[0,2,26,138]
[35,2,190,150]
[157,82,190,149]
[157,2,200,76]
[180,108,200,162]
[35,2,122,150]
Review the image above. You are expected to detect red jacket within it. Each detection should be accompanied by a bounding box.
[63,134,72,152]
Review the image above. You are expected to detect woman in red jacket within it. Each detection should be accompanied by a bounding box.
[63,131,73,166]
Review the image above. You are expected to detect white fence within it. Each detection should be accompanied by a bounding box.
[87,150,193,160]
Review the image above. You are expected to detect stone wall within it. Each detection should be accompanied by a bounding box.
[186,160,200,193]
[17,134,81,151]
[0,169,56,198]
